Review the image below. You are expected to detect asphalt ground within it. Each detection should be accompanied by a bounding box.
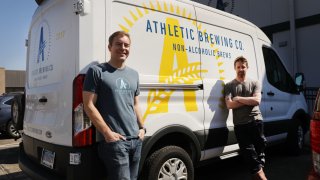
[0,134,30,180]
[195,143,313,180]
[0,132,314,180]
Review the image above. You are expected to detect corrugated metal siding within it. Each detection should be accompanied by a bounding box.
[5,70,25,87]
[0,68,5,94]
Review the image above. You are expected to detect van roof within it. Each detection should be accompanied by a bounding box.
[30,0,271,44]
[180,0,271,43]
[180,0,256,27]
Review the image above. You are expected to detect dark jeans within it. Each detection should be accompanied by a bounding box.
[234,120,267,174]
[98,138,143,180]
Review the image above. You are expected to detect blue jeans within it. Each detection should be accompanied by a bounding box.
[98,138,143,180]
[234,120,267,174]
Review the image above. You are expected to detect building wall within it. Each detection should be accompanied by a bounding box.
[0,67,5,95]
[296,0,320,18]
[5,70,26,93]
[193,0,320,87]
[272,31,293,74]
[5,70,25,88]
[296,24,320,87]
[0,68,26,94]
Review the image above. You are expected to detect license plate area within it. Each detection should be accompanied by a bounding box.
[41,148,55,169]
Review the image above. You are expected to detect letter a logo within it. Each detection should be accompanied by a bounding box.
[116,78,130,90]
[37,27,46,63]
[120,79,127,89]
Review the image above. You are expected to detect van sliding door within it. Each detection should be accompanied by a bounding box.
[194,6,259,159]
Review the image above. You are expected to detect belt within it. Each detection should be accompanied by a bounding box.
[126,136,139,140]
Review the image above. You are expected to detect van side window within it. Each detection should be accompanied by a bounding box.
[262,47,298,94]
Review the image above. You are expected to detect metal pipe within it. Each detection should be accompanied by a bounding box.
[289,0,298,75]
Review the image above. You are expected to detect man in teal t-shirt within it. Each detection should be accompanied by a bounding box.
[83,31,145,180]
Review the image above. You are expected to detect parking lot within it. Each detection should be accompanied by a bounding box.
[194,142,313,180]
[0,132,314,180]
[0,135,30,180]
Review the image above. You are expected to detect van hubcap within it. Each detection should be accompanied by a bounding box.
[158,158,187,180]
[12,102,18,124]
[8,121,19,138]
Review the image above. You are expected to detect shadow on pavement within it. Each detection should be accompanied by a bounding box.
[194,144,312,180]
[0,133,20,140]
[0,147,19,164]
[0,171,31,180]
[0,133,11,140]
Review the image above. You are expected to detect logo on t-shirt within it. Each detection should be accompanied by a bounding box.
[115,78,131,94]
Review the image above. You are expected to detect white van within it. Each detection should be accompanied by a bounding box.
[15,0,310,179]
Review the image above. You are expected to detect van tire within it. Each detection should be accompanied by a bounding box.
[143,146,193,180]
[286,119,304,155]
[11,95,25,130]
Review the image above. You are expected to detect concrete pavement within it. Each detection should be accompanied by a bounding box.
[0,137,30,180]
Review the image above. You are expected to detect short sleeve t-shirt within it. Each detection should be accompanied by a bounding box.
[224,78,263,125]
[83,63,140,141]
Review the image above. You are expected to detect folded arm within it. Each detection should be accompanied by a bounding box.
[234,92,261,106]
[225,92,261,109]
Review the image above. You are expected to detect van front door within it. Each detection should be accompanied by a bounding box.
[261,47,299,139]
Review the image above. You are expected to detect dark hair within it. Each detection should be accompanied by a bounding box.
[108,31,131,46]
[234,56,249,68]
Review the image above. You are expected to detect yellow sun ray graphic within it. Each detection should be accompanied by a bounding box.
[142,3,150,14]
[176,6,180,15]
[163,1,168,12]
[156,1,162,11]
[119,24,129,33]
[149,2,155,11]
[197,23,202,30]
[136,7,144,18]
[119,1,197,32]
[187,12,192,19]
[182,8,186,17]
[123,17,133,28]
[130,11,138,21]
[170,3,174,13]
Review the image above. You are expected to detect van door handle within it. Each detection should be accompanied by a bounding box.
[267,91,275,96]
[39,97,48,103]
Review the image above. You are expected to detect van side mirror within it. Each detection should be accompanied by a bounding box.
[295,73,305,91]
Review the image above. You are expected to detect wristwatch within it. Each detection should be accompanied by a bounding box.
[140,127,147,134]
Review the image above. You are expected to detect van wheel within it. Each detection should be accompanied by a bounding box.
[6,120,20,139]
[143,146,193,180]
[286,120,304,155]
[11,95,24,130]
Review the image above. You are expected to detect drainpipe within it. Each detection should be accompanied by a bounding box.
[289,0,298,75]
